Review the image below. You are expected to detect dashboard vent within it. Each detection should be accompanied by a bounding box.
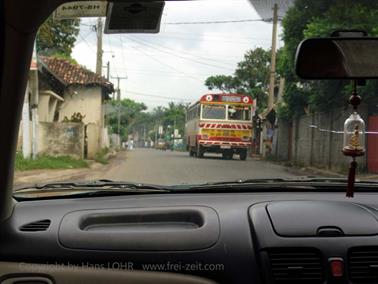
[267,249,324,284]
[20,219,51,232]
[349,247,378,283]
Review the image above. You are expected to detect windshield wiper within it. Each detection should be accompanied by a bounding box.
[14,178,378,199]
[13,179,171,200]
[14,179,166,191]
[179,177,378,192]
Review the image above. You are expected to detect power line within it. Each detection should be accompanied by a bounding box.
[75,30,95,45]
[115,70,209,78]
[104,35,119,78]
[120,49,243,60]
[118,35,128,73]
[152,34,270,45]
[127,36,234,71]
[124,90,193,102]
[136,37,237,67]
[128,97,188,106]
[165,18,271,25]
[160,31,272,41]
[78,33,96,55]
[123,40,204,83]
[131,97,190,104]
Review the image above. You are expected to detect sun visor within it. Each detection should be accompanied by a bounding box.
[104,2,165,34]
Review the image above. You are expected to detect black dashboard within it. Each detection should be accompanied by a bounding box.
[2,192,378,284]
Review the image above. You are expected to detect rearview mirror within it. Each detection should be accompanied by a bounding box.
[105,1,165,34]
[295,38,378,79]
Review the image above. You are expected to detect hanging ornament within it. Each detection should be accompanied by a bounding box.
[342,81,365,197]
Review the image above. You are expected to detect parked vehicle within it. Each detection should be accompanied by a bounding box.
[155,139,168,151]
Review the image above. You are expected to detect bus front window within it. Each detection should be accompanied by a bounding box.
[228,105,251,121]
[202,105,226,120]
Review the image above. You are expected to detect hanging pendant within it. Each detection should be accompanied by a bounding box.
[342,82,365,198]
[342,112,365,157]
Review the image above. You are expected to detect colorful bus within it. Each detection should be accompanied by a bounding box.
[185,93,255,160]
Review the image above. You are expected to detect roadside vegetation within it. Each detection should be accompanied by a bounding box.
[15,153,88,171]
[201,0,378,120]
[94,148,110,165]
[107,100,186,142]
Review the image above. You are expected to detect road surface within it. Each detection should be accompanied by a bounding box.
[85,148,299,185]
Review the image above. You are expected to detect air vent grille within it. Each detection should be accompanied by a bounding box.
[20,219,51,232]
[267,249,324,284]
[349,247,378,283]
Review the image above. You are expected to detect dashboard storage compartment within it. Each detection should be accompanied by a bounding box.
[266,201,378,237]
[58,206,220,251]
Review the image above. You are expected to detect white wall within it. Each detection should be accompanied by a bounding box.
[39,92,61,122]
[59,86,103,126]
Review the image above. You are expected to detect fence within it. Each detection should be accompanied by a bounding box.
[38,122,85,159]
[273,105,369,172]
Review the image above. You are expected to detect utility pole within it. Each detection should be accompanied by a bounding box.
[143,125,146,147]
[106,61,110,80]
[268,3,278,111]
[22,82,31,159]
[102,61,110,80]
[277,77,285,102]
[262,3,279,158]
[30,41,39,160]
[96,17,103,75]
[30,70,39,160]
[111,76,127,139]
[155,125,158,145]
[173,116,176,151]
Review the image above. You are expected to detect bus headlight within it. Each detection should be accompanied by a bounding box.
[242,136,250,141]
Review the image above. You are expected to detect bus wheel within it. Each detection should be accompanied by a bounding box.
[240,149,247,161]
[196,145,204,158]
[223,151,233,160]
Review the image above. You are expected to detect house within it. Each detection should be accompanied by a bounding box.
[39,56,114,126]
[18,56,114,159]
[37,56,114,158]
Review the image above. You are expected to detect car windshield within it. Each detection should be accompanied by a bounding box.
[202,105,226,120]
[228,105,251,121]
[13,0,378,195]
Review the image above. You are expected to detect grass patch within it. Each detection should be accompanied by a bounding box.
[15,152,88,171]
[265,155,279,162]
[94,148,109,165]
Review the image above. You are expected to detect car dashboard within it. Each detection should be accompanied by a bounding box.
[1,192,378,284]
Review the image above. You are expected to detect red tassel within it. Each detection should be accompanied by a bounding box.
[346,160,357,198]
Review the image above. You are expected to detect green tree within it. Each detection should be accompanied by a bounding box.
[125,102,188,143]
[107,99,147,140]
[234,48,271,109]
[279,0,378,119]
[37,16,80,57]
[162,102,187,135]
[204,47,272,110]
[106,98,187,144]
[205,75,239,92]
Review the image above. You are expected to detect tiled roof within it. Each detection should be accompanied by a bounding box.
[39,56,114,92]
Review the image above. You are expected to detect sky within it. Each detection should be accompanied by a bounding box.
[71,0,284,110]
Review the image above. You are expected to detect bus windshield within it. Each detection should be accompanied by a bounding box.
[228,105,251,121]
[202,105,226,120]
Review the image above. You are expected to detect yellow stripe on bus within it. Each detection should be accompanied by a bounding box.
[201,129,251,137]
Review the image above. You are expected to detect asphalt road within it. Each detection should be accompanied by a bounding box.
[93,148,299,186]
